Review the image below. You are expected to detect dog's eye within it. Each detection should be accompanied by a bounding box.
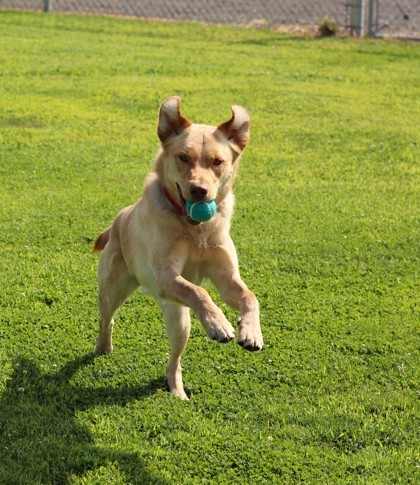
[213,158,223,166]
[179,154,189,163]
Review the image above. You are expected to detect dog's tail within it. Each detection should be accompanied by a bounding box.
[93,226,111,252]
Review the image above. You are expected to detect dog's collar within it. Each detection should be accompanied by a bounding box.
[163,185,201,226]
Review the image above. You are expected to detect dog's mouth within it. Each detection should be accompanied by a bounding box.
[176,183,187,207]
[175,184,201,226]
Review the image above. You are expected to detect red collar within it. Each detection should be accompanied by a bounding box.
[163,187,184,216]
[163,185,200,226]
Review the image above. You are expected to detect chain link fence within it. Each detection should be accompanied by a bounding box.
[1,0,419,38]
[367,0,420,38]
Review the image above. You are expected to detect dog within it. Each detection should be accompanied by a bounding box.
[93,96,263,400]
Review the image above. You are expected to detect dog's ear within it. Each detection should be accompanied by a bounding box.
[158,96,191,143]
[217,105,250,151]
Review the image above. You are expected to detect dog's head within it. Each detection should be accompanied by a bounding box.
[156,96,250,206]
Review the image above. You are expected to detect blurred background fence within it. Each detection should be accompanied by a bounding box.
[1,0,419,38]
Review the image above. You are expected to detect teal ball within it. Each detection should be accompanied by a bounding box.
[186,200,217,222]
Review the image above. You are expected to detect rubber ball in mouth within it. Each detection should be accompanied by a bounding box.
[185,200,217,222]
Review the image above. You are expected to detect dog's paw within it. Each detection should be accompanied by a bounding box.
[170,388,190,401]
[94,341,113,355]
[237,317,263,351]
[203,308,235,343]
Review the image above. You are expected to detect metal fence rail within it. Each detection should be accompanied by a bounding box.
[0,0,419,38]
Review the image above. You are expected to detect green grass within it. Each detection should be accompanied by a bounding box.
[0,11,418,484]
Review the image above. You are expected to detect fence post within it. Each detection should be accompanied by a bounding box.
[44,0,52,12]
[350,0,365,36]
[367,0,378,36]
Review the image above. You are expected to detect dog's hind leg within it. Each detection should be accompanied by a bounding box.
[95,244,139,355]
[162,302,191,400]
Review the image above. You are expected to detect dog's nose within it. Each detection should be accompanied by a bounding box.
[189,184,209,200]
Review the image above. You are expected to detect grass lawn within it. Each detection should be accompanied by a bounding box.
[0,11,418,484]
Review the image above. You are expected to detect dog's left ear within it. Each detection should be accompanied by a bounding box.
[158,96,191,143]
[217,105,250,151]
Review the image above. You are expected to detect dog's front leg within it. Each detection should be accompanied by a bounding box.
[230,283,263,351]
[156,270,235,343]
[207,246,263,351]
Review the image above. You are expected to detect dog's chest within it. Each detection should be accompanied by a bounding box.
[180,244,212,285]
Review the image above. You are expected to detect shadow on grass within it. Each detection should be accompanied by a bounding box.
[0,354,168,484]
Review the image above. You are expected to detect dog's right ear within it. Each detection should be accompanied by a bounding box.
[158,96,191,143]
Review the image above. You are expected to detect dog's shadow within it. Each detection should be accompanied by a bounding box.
[0,354,168,484]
